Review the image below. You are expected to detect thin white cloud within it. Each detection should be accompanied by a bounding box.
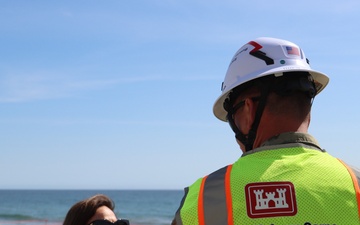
[0,71,217,103]
[0,74,65,102]
[0,116,219,128]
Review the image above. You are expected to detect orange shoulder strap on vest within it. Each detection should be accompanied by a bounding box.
[338,159,360,220]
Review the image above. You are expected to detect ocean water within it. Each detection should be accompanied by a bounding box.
[0,190,183,225]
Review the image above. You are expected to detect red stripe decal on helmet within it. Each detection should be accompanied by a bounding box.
[248,41,274,65]
[248,41,263,53]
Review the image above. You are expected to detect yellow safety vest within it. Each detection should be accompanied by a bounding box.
[174,142,360,224]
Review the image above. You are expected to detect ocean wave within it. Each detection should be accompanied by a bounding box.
[0,215,62,225]
[0,220,62,225]
[0,214,36,220]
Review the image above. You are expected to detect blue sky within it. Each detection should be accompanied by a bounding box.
[1,0,359,190]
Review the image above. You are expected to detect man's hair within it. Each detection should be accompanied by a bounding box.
[266,91,312,119]
[228,72,315,119]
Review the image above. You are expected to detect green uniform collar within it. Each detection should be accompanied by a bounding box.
[242,132,325,157]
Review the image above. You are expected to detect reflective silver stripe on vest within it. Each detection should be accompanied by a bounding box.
[202,166,229,225]
[349,165,360,190]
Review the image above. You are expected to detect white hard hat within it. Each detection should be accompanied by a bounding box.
[213,37,329,121]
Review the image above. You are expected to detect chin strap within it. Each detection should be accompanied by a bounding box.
[244,85,270,151]
[225,83,270,152]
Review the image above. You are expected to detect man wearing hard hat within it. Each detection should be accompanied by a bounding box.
[172,37,360,224]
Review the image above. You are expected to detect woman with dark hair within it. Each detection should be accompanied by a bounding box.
[63,194,129,225]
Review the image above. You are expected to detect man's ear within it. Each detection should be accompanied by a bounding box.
[243,98,257,132]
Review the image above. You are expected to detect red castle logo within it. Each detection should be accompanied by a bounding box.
[245,181,297,218]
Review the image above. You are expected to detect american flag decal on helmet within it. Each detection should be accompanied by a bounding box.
[285,46,300,56]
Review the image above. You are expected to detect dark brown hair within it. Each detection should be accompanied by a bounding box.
[63,194,115,225]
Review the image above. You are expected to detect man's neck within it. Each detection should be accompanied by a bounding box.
[252,116,309,150]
